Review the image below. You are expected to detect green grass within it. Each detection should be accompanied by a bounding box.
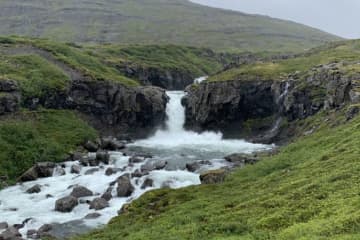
[93,44,224,77]
[0,0,340,52]
[0,110,97,188]
[0,54,70,100]
[208,40,360,82]
[75,112,360,240]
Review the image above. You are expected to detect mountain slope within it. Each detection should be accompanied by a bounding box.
[0,0,341,52]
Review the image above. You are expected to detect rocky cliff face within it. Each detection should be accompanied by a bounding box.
[0,78,168,137]
[183,62,360,142]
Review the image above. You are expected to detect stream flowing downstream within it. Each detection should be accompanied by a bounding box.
[0,89,273,239]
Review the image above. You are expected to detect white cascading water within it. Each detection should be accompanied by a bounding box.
[132,91,272,153]
[0,80,273,239]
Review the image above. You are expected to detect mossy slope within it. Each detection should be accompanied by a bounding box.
[0,110,97,188]
[75,112,360,240]
[209,40,360,82]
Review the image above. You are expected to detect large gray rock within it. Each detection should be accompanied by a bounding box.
[116,174,134,197]
[55,196,78,212]
[89,198,109,210]
[96,151,110,164]
[19,162,56,182]
[70,186,93,198]
[26,184,41,194]
[0,226,22,240]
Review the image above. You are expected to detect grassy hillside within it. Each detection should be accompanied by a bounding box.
[75,108,360,240]
[208,40,360,82]
[0,36,226,187]
[0,36,224,98]
[0,0,341,52]
[0,110,97,188]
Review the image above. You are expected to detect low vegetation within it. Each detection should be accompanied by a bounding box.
[208,40,360,82]
[0,110,97,188]
[75,111,360,240]
[0,0,340,52]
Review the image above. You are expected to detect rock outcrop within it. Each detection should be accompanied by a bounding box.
[0,79,21,115]
[183,62,360,143]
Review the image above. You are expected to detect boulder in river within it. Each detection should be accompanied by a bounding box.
[0,222,8,230]
[70,186,93,198]
[84,140,99,152]
[89,198,109,210]
[141,178,154,189]
[55,196,78,212]
[105,167,121,176]
[101,137,125,151]
[101,187,113,201]
[224,153,259,167]
[0,226,22,240]
[186,160,211,172]
[84,168,100,175]
[129,156,145,164]
[200,169,227,184]
[84,212,101,220]
[116,174,134,197]
[70,164,82,174]
[26,229,38,239]
[26,184,41,194]
[96,151,110,164]
[18,162,56,182]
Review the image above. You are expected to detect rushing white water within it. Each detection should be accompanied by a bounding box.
[132,91,272,154]
[0,154,202,239]
[0,88,273,239]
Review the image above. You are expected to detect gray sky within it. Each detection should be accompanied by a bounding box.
[190,0,360,39]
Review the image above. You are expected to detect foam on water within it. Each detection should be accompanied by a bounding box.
[0,88,273,239]
[133,91,272,153]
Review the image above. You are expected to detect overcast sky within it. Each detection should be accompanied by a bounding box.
[190,0,360,39]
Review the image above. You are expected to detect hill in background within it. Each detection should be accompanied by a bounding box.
[0,0,341,52]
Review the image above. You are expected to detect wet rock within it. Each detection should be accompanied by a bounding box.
[140,160,167,172]
[0,222,8,230]
[200,169,227,184]
[131,169,149,178]
[88,155,99,167]
[116,174,134,197]
[101,137,125,151]
[96,151,110,164]
[89,198,109,210]
[154,160,167,170]
[186,160,211,172]
[0,226,22,240]
[46,194,53,198]
[225,153,259,167]
[101,187,113,201]
[70,151,85,161]
[129,156,145,164]
[26,184,41,194]
[55,196,78,212]
[84,212,101,219]
[84,168,100,175]
[26,229,38,239]
[79,156,90,166]
[84,140,99,152]
[70,164,82,174]
[105,167,120,176]
[0,227,22,239]
[141,178,154,189]
[18,162,56,182]
[53,166,66,176]
[70,186,93,198]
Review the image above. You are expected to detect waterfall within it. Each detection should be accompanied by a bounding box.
[164,91,186,133]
